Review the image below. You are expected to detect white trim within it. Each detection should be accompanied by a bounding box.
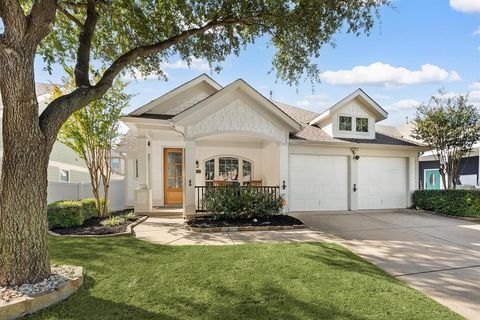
[201,154,255,184]
[59,169,70,183]
[310,88,388,126]
[172,79,302,132]
[129,74,222,116]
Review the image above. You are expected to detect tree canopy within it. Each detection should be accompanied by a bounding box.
[412,91,480,189]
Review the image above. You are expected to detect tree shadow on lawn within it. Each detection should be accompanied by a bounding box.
[27,275,368,320]
[300,242,398,283]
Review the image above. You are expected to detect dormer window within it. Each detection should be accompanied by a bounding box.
[339,116,352,131]
[356,117,369,133]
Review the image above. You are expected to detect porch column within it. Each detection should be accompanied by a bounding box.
[183,140,196,219]
[406,155,417,207]
[134,135,152,213]
[279,141,289,213]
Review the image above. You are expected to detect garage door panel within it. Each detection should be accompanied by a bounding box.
[358,157,407,210]
[290,155,348,211]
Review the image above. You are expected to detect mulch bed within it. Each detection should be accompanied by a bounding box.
[187,215,304,229]
[51,210,143,236]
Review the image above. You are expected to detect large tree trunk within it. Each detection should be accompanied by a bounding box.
[0,51,51,286]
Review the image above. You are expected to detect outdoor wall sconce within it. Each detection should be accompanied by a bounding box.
[351,147,360,160]
[281,180,287,190]
[188,179,192,186]
[353,184,358,192]
[195,160,199,168]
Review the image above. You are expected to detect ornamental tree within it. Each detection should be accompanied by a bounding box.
[412,91,480,189]
[0,0,389,285]
[56,73,131,217]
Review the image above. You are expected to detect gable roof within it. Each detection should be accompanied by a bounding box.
[172,79,302,132]
[129,73,222,116]
[309,88,388,126]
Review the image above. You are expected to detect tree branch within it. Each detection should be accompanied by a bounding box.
[40,14,266,145]
[26,0,57,47]
[0,0,27,46]
[74,0,98,86]
[57,5,83,28]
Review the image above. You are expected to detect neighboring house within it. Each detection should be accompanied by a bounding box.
[382,122,480,190]
[0,83,125,184]
[122,74,425,218]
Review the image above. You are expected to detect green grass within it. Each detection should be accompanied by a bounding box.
[28,236,460,320]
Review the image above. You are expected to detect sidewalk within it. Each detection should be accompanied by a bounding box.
[133,217,328,245]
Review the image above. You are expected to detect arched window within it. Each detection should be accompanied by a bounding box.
[204,156,254,185]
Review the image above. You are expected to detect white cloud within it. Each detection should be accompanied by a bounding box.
[387,99,421,112]
[319,63,462,87]
[473,26,480,35]
[468,82,480,102]
[295,94,329,109]
[374,94,392,101]
[162,57,210,72]
[450,0,480,13]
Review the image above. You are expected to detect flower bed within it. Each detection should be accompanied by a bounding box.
[186,215,305,232]
[49,208,146,236]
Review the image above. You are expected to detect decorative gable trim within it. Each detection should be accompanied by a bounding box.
[129,73,222,116]
[309,88,388,126]
[172,79,302,132]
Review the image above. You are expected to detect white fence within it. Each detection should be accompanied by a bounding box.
[47,180,126,211]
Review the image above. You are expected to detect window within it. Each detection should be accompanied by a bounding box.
[219,157,239,180]
[243,160,252,181]
[356,117,369,133]
[206,156,254,184]
[339,116,352,131]
[135,159,139,179]
[59,169,70,183]
[205,159,215,186]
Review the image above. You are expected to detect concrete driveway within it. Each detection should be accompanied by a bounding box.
[292,209,480,320]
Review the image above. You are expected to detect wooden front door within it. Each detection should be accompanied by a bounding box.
[164,148,183,205]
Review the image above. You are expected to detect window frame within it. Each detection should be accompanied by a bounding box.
[338,115,352,131]
[203,156,254,184]
[59,169,70,183]
[355,117,369,133]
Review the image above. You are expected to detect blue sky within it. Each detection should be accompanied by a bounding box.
[34,0,480,126]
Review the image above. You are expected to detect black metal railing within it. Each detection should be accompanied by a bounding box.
[195,185,281,212]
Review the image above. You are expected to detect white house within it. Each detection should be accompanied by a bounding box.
[122,74,425,218]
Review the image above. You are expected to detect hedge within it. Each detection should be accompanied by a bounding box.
[47,198,102,229]
[202,187,284,220]
[412,190,480,217]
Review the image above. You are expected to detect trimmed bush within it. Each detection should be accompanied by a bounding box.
[202,187,284,220]
[80,198,100,219]
[412,189,480,217]
[47,201,85,228]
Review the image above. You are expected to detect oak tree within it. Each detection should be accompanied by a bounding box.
[0,0,389,285]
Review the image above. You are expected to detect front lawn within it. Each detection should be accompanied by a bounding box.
[29,237,460,320]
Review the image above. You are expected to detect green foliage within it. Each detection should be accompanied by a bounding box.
[80,198,106,219]
[413,190,480,217]
[120,212,137,221]
[47,201,86,229]
[38,0,389,85]
[412,91,480,189]
[100,216,126,227]
[202,187,283,220]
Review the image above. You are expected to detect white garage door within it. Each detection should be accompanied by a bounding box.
[358,157,407,209]
[290,155,348,211]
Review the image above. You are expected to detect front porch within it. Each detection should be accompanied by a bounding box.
[126,132,289,219]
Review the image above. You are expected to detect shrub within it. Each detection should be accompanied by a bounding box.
[202,187,284,220]
[47,201,85,228]
[80,198,100,219]
[412,190,480,217]
[121,212,137,221]
[101,216,126,227]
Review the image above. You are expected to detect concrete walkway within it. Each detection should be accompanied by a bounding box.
[292,209,480,320]
[133,217,328,245]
